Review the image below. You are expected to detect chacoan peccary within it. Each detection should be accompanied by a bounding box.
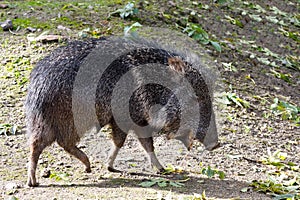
[25,36,219,187]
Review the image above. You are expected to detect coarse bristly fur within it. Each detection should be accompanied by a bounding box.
[25,35,220,187]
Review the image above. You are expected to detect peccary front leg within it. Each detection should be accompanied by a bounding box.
[138,137,164,172]
[107,123,127,172]
[107,146,122,172]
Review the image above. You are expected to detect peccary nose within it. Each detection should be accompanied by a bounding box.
[205,141,221,151]
[202,112,219,151]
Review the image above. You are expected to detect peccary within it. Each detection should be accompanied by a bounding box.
[25,36,219,187]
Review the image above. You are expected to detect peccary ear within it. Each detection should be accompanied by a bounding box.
[168,57,186,74]
[203,111,220,151]
[167,130,194,151]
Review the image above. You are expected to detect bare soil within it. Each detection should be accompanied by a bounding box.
[0,0,299,199]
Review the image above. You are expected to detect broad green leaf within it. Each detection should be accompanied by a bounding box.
[218,171,226,180]
[7,196,19,200]
[287,161,296,166]
[124,22,142,36]
[210,41,222,52]
[273,194,297,200]
[138,181,157,187]
[249,14,262,22]
[157,181,167,187]
[169,181,184,187]
[206,167,215,178]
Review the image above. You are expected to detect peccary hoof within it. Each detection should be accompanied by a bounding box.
[157,168,167,174]
[85,168,92,173]
[26,180,39,187]
[107,166,122,173]
[210,142,221,150]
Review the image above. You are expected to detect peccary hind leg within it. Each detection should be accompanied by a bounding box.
[138,137,164,172]
[27,129,90,187]
[57,140,91,173]
[27,142,47,187]
[27,128,56,187]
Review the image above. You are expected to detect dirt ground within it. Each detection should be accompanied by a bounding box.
[0,0,299,199]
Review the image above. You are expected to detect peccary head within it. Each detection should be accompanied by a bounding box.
[151,80,219,151]
[168,56,219,150]
[131,55,219,151]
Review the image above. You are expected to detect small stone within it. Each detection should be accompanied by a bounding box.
[1,19,13,31]
[0,4,9,9]
[35,34,62,43]
[26,27,37,32]
[168,1,176,7]
[7,196,19,200]
[41,169,51,178]
[56,161,64,166]
[5,182,19,190]
[28,34,63,43]
[57,25,71,32]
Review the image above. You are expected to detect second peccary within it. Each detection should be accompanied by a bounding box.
[25,37,219,187]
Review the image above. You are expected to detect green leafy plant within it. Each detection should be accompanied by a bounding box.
[221,62,237,72]
[7,196,19,200]
[270,6,287,16]
[139,178,187,188]
[282,55,300,71]
[251,178,300,199]
[219,92,250,108]
[201,166,225,180]
[161,163,184,175]
[260,150,299,172]
[251,45,280,58]
[110,2,138,19]
[245,2,266,13]
[77,26,111,38]
[251,150,300,199]
[183,23,221,52]
[270,69,292,83]
[289,14,300,27]
[270,98,299,123]
[224,15,244,28]
[49,172,70,181]
[78,28,91,38]
[138,164,188,187]
[124,22,142,37]
[248,14,263,22]
[0,123,18,136]
[278,27,300,43]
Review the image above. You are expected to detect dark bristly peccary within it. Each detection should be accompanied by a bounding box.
[25,36,219,187]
